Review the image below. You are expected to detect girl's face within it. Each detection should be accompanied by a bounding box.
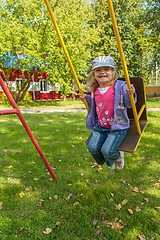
[93,67,114,88]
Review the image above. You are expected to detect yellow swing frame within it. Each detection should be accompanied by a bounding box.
[43,0,147,153]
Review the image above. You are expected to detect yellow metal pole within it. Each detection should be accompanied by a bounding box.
[43,0,89,111]
[107,0,141,135]
[137,105,145,120]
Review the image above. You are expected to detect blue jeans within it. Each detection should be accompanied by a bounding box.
[87,124,128,166]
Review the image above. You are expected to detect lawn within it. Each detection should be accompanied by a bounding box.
[146,98,160,108]
[0,103,160,239]
[0,97,160,110]
[0,99,86,111]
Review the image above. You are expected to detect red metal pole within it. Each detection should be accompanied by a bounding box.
[0,76,57,181]
[0,109,18,115]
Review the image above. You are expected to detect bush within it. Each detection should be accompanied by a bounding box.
[1,91,32,104]
[23,91,32,103]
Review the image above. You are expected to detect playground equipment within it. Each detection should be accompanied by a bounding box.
[0,76,57,181]
[43,0,147,153]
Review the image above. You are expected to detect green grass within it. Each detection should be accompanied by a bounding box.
[0,97,160,110]
[0,99,86,110]
[146,98,160,108]
[0,107,160,239]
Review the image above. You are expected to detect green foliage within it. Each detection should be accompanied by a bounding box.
[1,92,17,104]
[22,91,32,103]
[1,91,32,104]
[1,93,10,104]
[0,0,95,100]
[0,0,159,103]
[90,0,144,77]
[137,0,160,85]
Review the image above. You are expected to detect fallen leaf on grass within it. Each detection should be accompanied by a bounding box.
[122,199,128,205]
[139,191,145,194]
[95,230,101,236]
[52,221,61,229]
[55,222,60,226]
[54,195,58,199]
[116,204,122,210]
[155,207,160,209]
[104,219,124,231]
[19,227,25,232]
[119,179,126,184]
[128,209,133,214]
[36,199,45,206]
[136,206,142,212]
[0,201,3,210]
[109,198,114,202]
[73,202,80,206]
[43,228,52,234]
[37,202,42,207]
[154,181,160,186]
[111,222,123,230]
[138,235,146,240]
[65,193,73,200]
[133,187,139,193]
[93,219,98,226]
[144,198,149,204]
[97,166,103,172]
[19,192,24,198]
[91,163,97,168]
[78,193,83,198]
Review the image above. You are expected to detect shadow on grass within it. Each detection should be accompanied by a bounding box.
[0,112,159,239]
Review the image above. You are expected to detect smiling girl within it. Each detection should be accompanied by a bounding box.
[81,56,136,170]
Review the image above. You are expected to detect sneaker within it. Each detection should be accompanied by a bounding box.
[108,162,116,170]
[115,151,124,170]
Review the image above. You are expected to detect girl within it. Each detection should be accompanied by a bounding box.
[81,56,136,170]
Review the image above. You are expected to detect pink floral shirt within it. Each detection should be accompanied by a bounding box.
[93,86,115,128]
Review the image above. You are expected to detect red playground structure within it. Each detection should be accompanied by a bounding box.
[0,75,57,181]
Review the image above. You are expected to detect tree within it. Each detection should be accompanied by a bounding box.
[0,0,96,101]
[138,0,160,85]
[89,0,144,77]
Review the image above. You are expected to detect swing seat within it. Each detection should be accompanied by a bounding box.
[118,77,147,153]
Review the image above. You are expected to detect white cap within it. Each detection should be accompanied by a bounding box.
[92,56,115,70]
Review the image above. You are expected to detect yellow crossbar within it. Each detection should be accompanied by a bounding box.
[43,0,89,111]
[107,0,141,135]
[137,105,146,120]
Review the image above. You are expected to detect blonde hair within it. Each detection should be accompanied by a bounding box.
[87,68,119,92]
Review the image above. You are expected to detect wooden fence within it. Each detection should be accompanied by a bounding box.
[146,86,160,97]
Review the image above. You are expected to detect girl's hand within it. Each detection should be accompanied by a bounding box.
[79,93,88,100]
[126,84,135,95]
